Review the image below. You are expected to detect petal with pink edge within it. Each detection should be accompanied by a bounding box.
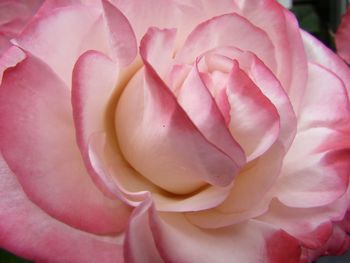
[148,211,301,263]
[72,50,121,197]
[110,0,206,45]
[140,27,177,79]
[0,51,130,234]
[176,13,277,72]
[14,5,101,85]
[302,31,350,96]
[227,61,280,161]
[0,153,124,263]
[259,198,349,249]
[177,61,245,165]
[186,143,284,228]
[336,5,350,64]
[87,131,232,212]
[274,129,350,208]
[0,46,26,83]
[101,0,137,66]
[123,197,163,263]
[298,63,350,131]
[231,0,308,113]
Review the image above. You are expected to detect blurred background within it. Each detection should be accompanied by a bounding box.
[0,0,350,262]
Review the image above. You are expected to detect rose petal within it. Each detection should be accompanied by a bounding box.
[246,53,297,150]
[177,61,245,165]
[140,27,177,79]
[231,0,308,113]
[259,198,349,249]
[0,45,26,83]
[14,5,101,85]
[0,51,130,234]
[148,211,301,263]
[227,61,280,161]
[101,0,137,66]
[123,198,163,263]
[176,13,277,72]
[72,50,121,197]
[110,0,206,45]
[187,143,284,228]
[336,5,350,64]
[0,153,124,263]
[298,63,350,131]
[274,129,350,208]
[302,31,350,97]
[273,62,350,208]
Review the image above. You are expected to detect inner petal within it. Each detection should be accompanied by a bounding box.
[227,60,280,161]
[115,67,240,194]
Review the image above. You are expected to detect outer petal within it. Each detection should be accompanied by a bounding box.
[148,212,301,263]
[14,4,101,85]
[302,225,350,262]
[273,63,350,208]
[110,0,207,45]
[123,197,301,263]
[0,0,43,54]
[336,5,350,64]
[259,198,349,249]
[0,49,130,234]
[298,63,350,131]
[302,31,350,97]
[0,153,124,263]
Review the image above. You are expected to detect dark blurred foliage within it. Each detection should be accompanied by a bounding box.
[0,0,349,263]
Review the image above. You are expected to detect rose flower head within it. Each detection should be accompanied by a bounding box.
[1,1,350,263]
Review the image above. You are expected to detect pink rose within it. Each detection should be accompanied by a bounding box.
[336,5,350,64]
[1,1,350,262]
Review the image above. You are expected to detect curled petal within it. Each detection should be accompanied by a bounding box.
[101,0,137,65]
[176,13,276,72]
[227,61,280,161]
[0,51,129,234]
[177,61,245,166]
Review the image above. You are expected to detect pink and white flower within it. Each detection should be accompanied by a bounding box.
[1,1,350,262]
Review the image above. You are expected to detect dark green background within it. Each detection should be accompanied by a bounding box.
[1,0,350,262]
